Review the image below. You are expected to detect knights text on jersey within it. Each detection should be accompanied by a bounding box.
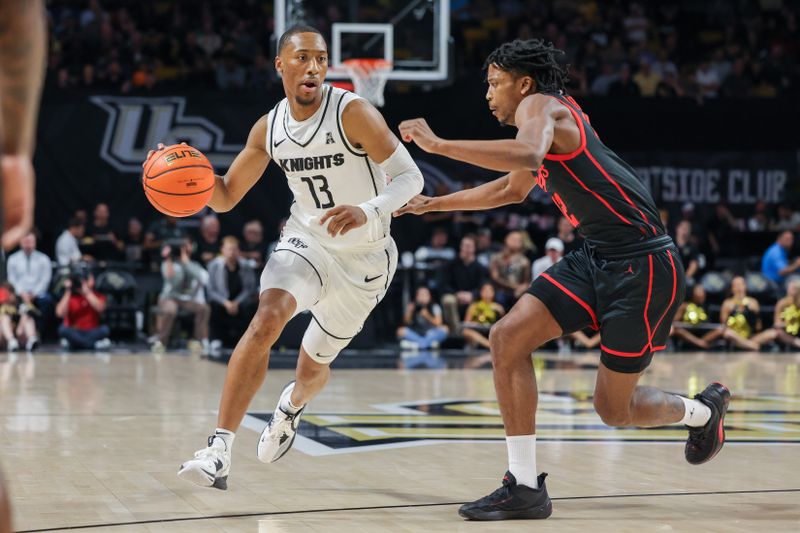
[536,92,665,250]
[267,85,390,251]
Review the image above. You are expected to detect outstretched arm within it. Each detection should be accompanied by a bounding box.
[395,170,536,216]
[398,94,557,172]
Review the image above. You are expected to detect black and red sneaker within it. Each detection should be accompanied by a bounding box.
[458,471,552,521]
[685,382,731,465]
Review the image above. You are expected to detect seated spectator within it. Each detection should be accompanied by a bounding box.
[762,231,800,284]
[121,217,145,266]
[703,276,762,351]
[206,237,257,349]
[462,283,505,350]
[706,203,740,265]
[55,217,87,267]
[671,284,716,350]
[414,226,456,270]
[747,201,770,232]
[489,231,531,307]
[476,227,500,267]
[144,216,188,262]
[193,214,221,265]
[55,272,111,351]
[438,235,488,332]
[242,219,268,270]
[674,220,700,283]
[7,232,51,350]
[152,240,210,353]
[695,59,720,98]
[532,238,564,279]
[86,203,121,261]
[633,59,662,97]
[607,64,641,98]
[770,204,800,232]
[397,286,448,350]
[748,279,800,350]
[0,284,21,352]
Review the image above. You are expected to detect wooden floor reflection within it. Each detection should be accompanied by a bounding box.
[1,350,798,532]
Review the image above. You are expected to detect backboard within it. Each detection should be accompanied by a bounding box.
[274,0,450,82]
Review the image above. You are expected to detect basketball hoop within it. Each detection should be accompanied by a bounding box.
[343,58,392,107]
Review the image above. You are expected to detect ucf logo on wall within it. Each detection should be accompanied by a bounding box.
[245,393,800,455]
[91,96,243,173]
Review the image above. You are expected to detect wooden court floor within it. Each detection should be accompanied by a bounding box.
[1,350,799,532]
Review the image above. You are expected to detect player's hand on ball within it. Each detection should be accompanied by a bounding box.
[394,194,433,217]
[319,205,367,237]
[398,118,443,153]
[142,142,189,168]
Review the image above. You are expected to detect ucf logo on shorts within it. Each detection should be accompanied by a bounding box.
[288,237,308,249]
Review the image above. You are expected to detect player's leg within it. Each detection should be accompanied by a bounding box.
[672,326,710,349]
[460,252,596,521]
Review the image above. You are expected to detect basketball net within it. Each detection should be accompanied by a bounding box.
[343,59,392,107]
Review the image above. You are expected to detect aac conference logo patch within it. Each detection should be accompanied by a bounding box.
[245,392,800,456]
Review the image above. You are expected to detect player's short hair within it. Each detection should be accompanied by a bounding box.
[484,38,568,94]
[278,25,326,54]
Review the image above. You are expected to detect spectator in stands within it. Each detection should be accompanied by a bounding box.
[462,283,505,350]
[654,70,684,98]
[695,59,721,99]
[762,231,800,285]
[7,232,51,350]
[55,217,86,267]
[590,62,619,96]
[87,203,120,261]
[555,216,582,254]
[206,237,257,349]
[414,226,456,270]
[706,203,740,264]
[747,279,800,350]
[121,217,145,266]
[144,216,188,256]
[439,234,488,332]
[489,231,531,307]
[674,220,700,283]
[0,284,21,352]
[747,201,770,232]
[721,58,752,98]
[770,204,800,232]
[152,240,210,354]
[608,64,641,98]
[241,219,268,269]
[55,272,111,351]
[671,284,714,350]
[215,51,246,89]
[633,59,661,97]
[703,276,762,351]
[397,286,448,351]
[475,227,499,267]
[193,214,221,265]
[532,238,564,279]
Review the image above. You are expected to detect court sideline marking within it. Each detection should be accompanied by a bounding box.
[18,487,800,532]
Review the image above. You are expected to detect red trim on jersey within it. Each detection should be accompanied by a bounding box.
[559,161,634,227]
[649,250,678,346]
[540,272,599,330]
[583,149,657,236]
[543,95,586,161]
[600,344,649,357]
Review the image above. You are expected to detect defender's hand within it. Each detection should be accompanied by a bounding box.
[394,194,434,217]
[398,118,443,154]
[319,205,367,237]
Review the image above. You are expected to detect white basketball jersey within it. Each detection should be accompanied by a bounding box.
[266,85,391,251]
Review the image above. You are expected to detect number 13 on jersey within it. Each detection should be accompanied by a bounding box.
[301,175,335,209]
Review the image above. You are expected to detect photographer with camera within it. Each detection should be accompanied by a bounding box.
[55,270,111,351]
[151,239,210,353]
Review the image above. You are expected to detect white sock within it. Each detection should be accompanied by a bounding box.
[280,396,304,415]
[506,435,538,489]
[214,428,235,451]
[678,396,711,427]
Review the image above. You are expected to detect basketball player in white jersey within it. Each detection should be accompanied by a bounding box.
[159,26,424,489]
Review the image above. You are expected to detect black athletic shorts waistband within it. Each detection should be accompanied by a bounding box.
[585,234,674,260]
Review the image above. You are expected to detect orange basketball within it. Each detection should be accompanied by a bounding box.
[142,144,215,217]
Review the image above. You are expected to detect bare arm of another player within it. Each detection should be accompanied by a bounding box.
[320,99,423,236]
[398,94,560,173]
[0,0,46,250]
[209,115,270,212]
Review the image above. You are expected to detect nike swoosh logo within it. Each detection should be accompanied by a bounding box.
[316,352,335,359]
[364,274,383,283]
[274,138,286,148]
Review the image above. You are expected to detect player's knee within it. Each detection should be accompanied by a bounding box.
[594,401,632,427]
[250,305,290,339]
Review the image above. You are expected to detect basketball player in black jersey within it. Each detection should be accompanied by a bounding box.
[398,39,730,521]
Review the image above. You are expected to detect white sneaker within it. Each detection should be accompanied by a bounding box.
[399,339,420,351]
[258,381,305,463]
[25,336,39,352]
[7,339,18,352]
[94,338,112,351]
[150,340,165,353]
[178,434,231,490]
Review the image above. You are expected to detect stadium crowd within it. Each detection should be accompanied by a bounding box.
[46,0,799,99]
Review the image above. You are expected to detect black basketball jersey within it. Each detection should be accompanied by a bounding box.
[536,92,665,251]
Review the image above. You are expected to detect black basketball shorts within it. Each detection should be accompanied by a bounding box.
[529,244,685,373]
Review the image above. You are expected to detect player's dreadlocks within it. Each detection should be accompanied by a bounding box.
[484,39,568,94]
